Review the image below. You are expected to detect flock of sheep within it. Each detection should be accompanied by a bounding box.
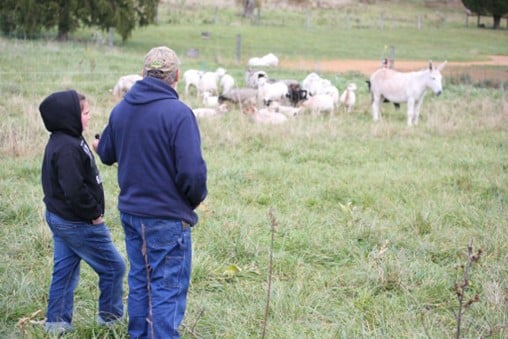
[112,52,358,125]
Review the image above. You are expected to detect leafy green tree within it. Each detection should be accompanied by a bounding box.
[0,0,158,41]
[462,0,508,29]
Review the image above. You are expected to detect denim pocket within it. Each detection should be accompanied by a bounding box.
[162,252,184,288]
[149,220,181,248]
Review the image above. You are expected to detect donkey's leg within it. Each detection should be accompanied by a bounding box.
[372,95,381,121]
[414,96,425,125]
[407,98,416,127]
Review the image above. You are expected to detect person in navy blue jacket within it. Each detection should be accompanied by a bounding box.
[94,46,207,339]
[39,90,126,335]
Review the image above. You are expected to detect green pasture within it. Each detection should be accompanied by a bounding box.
[0,1,507,338]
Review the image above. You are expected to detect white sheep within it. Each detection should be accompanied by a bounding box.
[112,74,142,97]
[183,69,204,97]
[197,67,226,97]
[220,74,235,95]
[301,72,321,95]
[245,106,288,125]
[245,69,268,88]
[202,91,219,107]
[339,83,357,113]
[268,101,301,117]
[193,104,228,119]
[323,85,339,107]
[302,73,335,98]
[300,94,336,116]
[261,53,279,67]
[247,53,279,67]
[257,76,288,106]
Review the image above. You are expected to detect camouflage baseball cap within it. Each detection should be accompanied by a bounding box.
[143,46,180,74]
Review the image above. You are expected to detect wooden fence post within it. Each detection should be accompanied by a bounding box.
[236,34,242,64]
[389,46,395,69]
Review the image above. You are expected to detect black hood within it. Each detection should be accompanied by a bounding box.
[39,90,82,137]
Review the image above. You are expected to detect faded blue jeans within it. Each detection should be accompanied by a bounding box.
[120,212,192,339]
[45,210,126,332]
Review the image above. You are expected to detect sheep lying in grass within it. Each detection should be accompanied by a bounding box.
[218,88,258,107]
[193,104,228,119]
[339,83,357,113]
[202,91,219,107]
[268,101,302,117]
[112,74,142,97]
[244,105,288,125]
[248,53,279,67]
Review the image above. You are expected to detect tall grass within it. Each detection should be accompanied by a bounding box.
[0,2,507,338]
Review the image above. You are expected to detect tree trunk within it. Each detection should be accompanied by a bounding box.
[493,15,501,29]
[57,3,71,41]
[243,0,255,18]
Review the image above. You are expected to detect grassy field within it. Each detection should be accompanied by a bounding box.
[0,1,507,338]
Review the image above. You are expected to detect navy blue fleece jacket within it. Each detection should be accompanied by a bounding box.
[97,77,207,225]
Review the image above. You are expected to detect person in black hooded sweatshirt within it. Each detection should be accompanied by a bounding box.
[39,90,125,335]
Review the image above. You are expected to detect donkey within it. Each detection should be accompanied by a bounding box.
[369,60,447,126]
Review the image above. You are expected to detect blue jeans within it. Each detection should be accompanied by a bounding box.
[120,212,192,339]
[45,210,126,330]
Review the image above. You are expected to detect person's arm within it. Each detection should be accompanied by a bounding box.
[174,114,208,208]
[95,122,117,165]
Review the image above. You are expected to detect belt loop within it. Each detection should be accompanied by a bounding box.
[182,221,190,230]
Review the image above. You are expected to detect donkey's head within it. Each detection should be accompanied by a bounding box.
[427,60,447,96]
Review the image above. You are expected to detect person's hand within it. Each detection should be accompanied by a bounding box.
[92,215,103,225]
[92,134,100,152]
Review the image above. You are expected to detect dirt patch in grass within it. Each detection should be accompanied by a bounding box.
[280,55,508,84]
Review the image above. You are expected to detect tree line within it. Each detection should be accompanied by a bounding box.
[0,0,506,42]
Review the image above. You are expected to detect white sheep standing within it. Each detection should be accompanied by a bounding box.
[257,76,289,106]
[197,67,226,97]
[220,74,235,95]
[339,83,357,113]
[302,73,335,98]
[323,85,340,107]
[300,94,336,116]
[301,72,322,95]
[183,69,204,97]
[245,69,268,88]
[112,74,143,97]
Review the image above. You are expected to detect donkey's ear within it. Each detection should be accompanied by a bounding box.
[428,60,434,70]
[438,60,447,71]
